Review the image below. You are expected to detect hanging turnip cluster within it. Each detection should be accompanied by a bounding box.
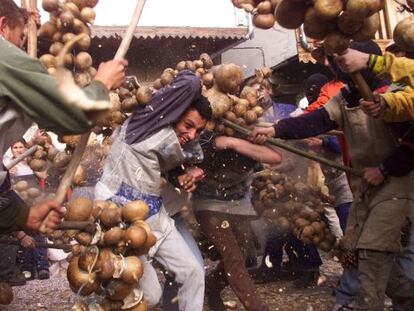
[393,1,414,52]
[251,169,337,252]
[49,198,154,310]
[39,0,98,83]
[105,53,215,129]
[203,64,271,136]
[231,0,280,29]
[231,0,384,53]
[275,0,383,54]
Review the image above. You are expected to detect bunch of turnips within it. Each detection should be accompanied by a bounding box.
[251,169,337,252]
[39,0,98,82]
[231,0,384,54]
[49,197,154,310]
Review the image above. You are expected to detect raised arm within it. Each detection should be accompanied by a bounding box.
[0,38,126,135]
[214,136,282,165]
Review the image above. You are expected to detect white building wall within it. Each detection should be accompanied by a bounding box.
[222,24,298,78]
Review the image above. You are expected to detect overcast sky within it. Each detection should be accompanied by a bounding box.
[16,0,244,28]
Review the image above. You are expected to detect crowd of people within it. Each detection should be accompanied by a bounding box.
[1,0,414,310]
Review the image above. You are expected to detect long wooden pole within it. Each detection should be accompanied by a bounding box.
[27,0,38,57]
[55,0,147,205]
[40,1,147,233]
[349,72,374,101]
[221,119,363,177]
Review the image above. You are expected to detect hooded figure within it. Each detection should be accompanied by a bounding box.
[304,73,330,104]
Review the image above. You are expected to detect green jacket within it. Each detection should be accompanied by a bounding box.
[0,37,109,233]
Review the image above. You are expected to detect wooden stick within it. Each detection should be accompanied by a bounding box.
[221,119,363,177]
[27,0,38,58]
[40,1,148,233]
[54,0,147,203]
[349,72,374,101]
[56,220,96,233]
[54,133,90,204]
[39,132,89,234]
[5,145,38,170]
[114,0,146,59]
[54,0,147,202]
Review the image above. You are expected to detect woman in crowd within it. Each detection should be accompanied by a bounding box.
[6,138,50,280]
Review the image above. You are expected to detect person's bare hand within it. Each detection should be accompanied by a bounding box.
[178,173,197,192]
[178,167,205,193]
[304,137,323,150]
[94,59,128,90]
[359,95,385,118]
[26,200,65,233]
[249,126,275,144]
[334,49,370,73]
[27,9,41,26]
[20,235,36,249]
[32,129,45,140]
[9,166,17,176]
[185,166,205,182]
[363,167,385,186]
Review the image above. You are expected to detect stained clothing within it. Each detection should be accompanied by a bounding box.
[197,211,269,311]
[274,91,414,310]
[191,133,269,311]
[95,122,184,246]
[194,131,256,207]
[275,96,414,178]
[138,220,204,311]
[336,228,414,310]
[161,181,205,311]
[0,36,108,233]
[304,81,352,173]
[95,72,205,311]
[369,52,414,122]
[126,70,201,145]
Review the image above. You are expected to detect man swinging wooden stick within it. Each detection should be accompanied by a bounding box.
[0,0,126,234]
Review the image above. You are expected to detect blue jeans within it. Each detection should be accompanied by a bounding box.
[335,227,414,307]
[162,214,204,311]
[20,235,49,273]
[264,230,322,272]
[335,202,352,233]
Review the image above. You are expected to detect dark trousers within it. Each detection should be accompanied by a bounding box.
[0,235,20,278]
[19,235,49,273]
[197,211,269,311]
[265,230,322,271]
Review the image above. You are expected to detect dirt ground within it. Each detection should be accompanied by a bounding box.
[0,255,342,311]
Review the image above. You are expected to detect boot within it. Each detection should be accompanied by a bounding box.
[206,290,226,311]
[293,270,319,288]
[0,271,27,286]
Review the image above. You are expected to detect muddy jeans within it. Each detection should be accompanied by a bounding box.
[356,249,414,311]
[336,227,414,310]
[196,211,269,311]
